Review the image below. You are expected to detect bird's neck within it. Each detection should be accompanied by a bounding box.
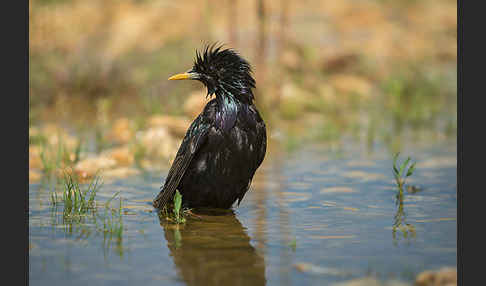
[215,92,239,133]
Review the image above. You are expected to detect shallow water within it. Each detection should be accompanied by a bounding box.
[29,138,456,286]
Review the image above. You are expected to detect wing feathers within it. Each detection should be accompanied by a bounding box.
[153,118,209,209]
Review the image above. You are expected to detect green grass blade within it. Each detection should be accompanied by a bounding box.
[406,162,416,177]
[392,153,400,175]
[119,197,122,216]
[398,157,411,177]
[173,190,183,222]
[106,191,121,208]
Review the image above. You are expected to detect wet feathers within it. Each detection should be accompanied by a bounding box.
[153,44,267,209]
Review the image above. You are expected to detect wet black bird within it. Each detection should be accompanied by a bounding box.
[153,44,267,210]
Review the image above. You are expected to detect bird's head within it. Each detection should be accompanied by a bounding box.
[168,44,256,104]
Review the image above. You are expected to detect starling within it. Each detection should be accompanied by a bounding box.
[153,44,267,209]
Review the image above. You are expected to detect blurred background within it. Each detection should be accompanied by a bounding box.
[29,1,457,285]
[29,0,456,181]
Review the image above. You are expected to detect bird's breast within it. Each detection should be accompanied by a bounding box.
[196,121,259,176]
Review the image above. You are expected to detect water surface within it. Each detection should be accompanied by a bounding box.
[29,138,456,286]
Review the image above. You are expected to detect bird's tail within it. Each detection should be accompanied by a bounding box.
[152,190,165,209]
[152,191,163,208]
[153,187,173,209]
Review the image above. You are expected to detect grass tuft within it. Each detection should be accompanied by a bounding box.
[47,169,125,256]
[102,193,124,250]
[60,172,102,221]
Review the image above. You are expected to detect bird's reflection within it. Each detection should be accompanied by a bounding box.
[158,208,266,286]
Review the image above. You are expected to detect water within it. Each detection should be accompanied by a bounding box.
[29,138,456,286]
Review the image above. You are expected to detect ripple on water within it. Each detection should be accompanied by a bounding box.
[29,141,457,286]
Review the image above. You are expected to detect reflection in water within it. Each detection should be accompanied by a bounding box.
[48,203,125,260]
[270,155,293,286]
[392,188,416,245]
[158,210,266,286]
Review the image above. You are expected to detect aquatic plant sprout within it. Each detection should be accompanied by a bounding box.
[392,153,417,241]
[173,190,186,224]
[393,152,416,190]
[158,190,187,224]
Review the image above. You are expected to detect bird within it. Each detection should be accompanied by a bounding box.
[153,44,267,210]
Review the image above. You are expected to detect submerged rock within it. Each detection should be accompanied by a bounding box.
[415,267,457,286]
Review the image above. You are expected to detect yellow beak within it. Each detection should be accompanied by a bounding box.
[168,72,192,80]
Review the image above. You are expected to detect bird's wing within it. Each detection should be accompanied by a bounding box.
[236,107,267,207]
[255,118,267,170]
[153,115,210,209]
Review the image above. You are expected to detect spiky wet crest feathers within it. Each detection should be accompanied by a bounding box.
[191,44,256,104]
